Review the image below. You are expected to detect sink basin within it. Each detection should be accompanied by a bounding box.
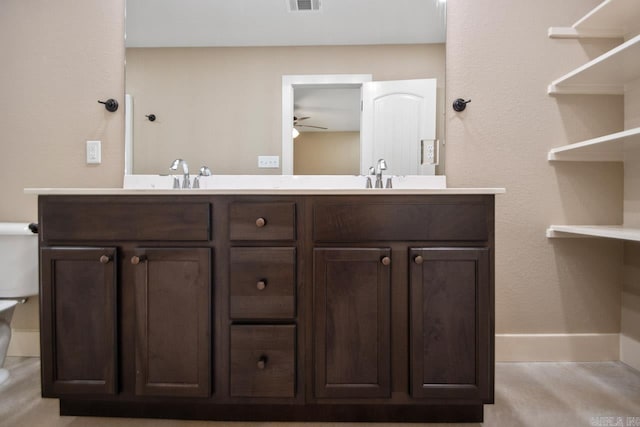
[123,174,447,190]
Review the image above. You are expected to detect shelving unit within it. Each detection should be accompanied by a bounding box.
[546,225,640,242]
[547,0,640,243]
[548,0,640,39]
[547,127,640,161]
[547,34,640,95]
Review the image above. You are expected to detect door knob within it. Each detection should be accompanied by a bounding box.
[255,217,266,227]
[257,355,268,370]
[131,255,146,265]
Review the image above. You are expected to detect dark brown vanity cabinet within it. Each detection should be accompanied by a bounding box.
[410,247,491,401]
[311,196,494,410]
[313,248,391,398]
[40,247,118,396]
[38,194,495,423]
[131,247,211,398]
[39,197,212,400]
[227,201,299,399]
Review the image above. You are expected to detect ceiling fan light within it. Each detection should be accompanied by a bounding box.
[292,127,300,138]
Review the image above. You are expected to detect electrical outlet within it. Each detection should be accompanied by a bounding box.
[425,141,435,164]
[258,155,280,168]
[86,140,101,164]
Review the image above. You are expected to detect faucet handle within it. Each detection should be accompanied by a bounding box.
[199,166,212,176]
[172,176,180,189]
[368,166,375,175]
[365,176,373,188]
[385,177,393,189]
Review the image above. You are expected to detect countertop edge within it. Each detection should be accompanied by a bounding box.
[25,188,507,196]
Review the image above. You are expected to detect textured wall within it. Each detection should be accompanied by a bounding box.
[446,0,624,334]
[1,0,125,331]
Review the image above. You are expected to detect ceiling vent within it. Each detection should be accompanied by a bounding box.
[289,0,321,12]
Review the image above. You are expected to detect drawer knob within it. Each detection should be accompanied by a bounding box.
[255,217,266,228]
[131,255,146,265]
[414,255,424,265]
[256,280,267,291]
[257,355,268,370]
[99,255,111,264]
[381,256,391,266]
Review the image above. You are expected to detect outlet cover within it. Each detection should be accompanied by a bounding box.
[258,155,279,168]
[86,140,101,164]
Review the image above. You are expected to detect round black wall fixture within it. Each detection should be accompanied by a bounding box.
[98,99,119,112]
[452,98,471,112]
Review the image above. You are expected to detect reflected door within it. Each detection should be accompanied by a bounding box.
[361,79,437,175]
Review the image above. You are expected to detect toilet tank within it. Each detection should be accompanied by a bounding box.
[0,222,38,298]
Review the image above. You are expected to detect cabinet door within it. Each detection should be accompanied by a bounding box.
[131,248,211,398]
[40,247,117,397]
[313,248,391,398]
[410,247,490,400]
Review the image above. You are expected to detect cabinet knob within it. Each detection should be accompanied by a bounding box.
[381,256,391,266]
[131,255,146,265]
[255,217,266,228]
[257,355,268,370]
[414,255,424,265]
[256,280,267,291]
[99,255,111,264]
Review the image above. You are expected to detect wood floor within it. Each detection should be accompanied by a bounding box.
[1,357,639,426]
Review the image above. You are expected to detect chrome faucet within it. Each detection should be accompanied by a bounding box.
[192,166,212,189]
[375,159,387,188]
[169,159,190,189]
[366,166,375,188]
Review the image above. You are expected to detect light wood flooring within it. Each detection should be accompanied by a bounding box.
[1,357,639,426]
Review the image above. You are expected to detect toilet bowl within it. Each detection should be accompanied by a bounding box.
[0,222,38,385]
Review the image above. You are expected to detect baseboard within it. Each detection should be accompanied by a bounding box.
[496,333,620,362]
[7,329,40,357]
[620,334,640,371]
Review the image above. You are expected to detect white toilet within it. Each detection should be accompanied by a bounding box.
[0,222,38,385]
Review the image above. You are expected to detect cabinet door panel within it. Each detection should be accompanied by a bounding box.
[40,247,117,397]
[410,248,489,400]
[133,248,211,397]
[313,248,391,398]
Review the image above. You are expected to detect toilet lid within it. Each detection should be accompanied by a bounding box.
[0,300,19,311]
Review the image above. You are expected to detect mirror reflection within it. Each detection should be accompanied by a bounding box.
[125,0,446,175]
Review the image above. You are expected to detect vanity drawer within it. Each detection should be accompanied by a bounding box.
[229,202,296,241]
[313,199,489,242]
[230,247,296,320]
[41,199,211,242]
[230,325,296,398]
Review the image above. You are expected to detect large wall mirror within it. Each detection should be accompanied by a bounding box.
[125,0,446,176]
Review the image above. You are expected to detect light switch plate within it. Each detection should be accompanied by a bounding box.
[86,140,101,164]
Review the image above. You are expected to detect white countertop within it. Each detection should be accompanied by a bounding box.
[25,187,506,196]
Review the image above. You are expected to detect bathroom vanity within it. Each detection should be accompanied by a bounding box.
[33,187,502,422]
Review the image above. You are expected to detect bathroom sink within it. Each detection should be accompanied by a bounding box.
[123,174,447,190]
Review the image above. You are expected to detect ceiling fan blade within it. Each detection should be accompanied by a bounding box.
[297,124,328,130]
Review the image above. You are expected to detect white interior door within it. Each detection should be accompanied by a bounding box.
[361,79,437,175]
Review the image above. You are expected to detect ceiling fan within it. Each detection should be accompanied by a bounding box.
[294,116,328,130]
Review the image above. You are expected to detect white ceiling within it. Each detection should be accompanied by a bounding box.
[294,87,361,132]
[125,0,446,48]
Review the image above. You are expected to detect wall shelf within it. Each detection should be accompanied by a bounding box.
[549,0,640,39]
[548,34,640,95]
[546,225,640,242]
[548,127,640,161]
